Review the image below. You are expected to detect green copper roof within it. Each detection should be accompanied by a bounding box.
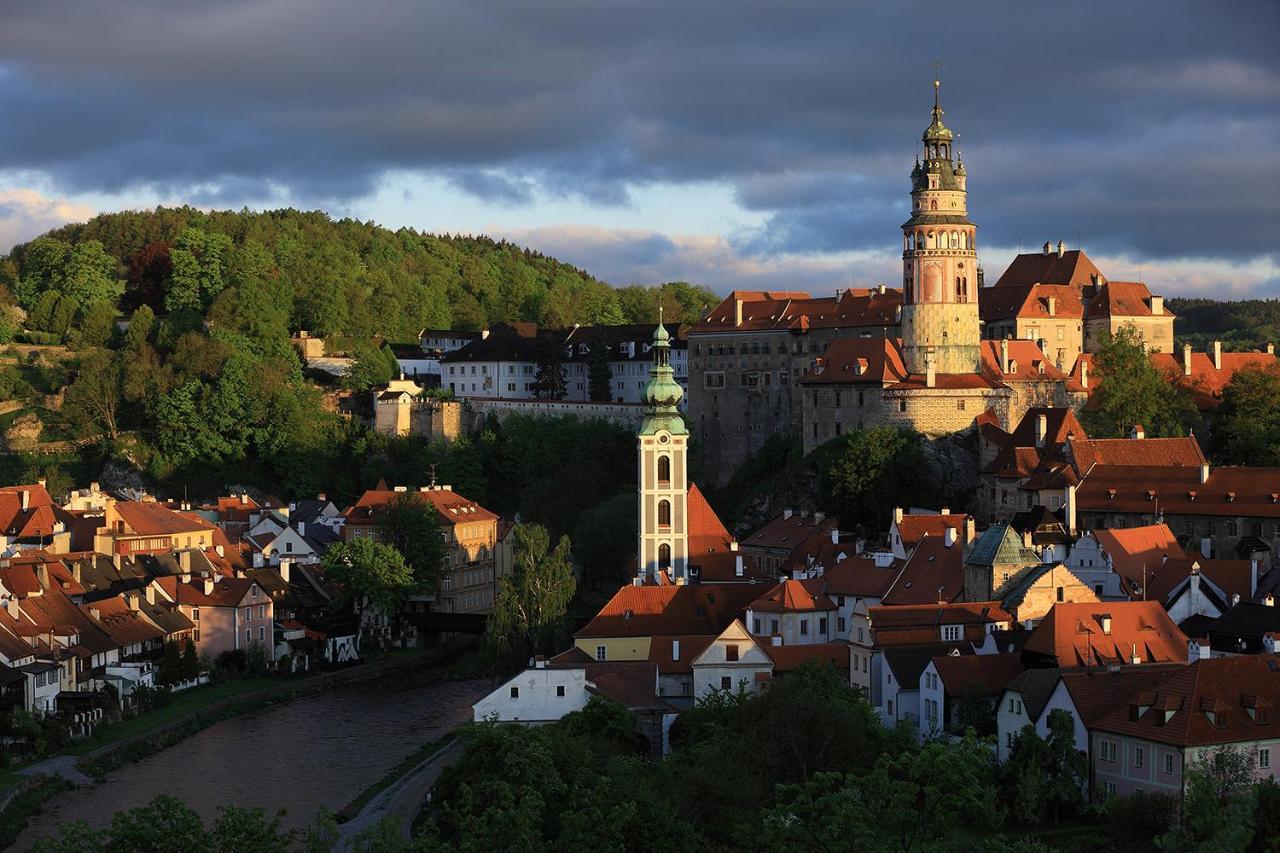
[640,321,688,436]
[965,523,1041,568]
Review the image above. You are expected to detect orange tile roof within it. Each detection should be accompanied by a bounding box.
[115,501,216,537]
[748,579,837,613]
[156,576,257,608]
[687,483,734,556]
[1075,464,1280,518]
[817,553,902,598]
[1085,655,1280,747]
[647,634,715,674]
[881,534,966,605]
[798,338,908,385]
[1022,601,1188,667]
[692,289,902,334]
[0,484,56,534]
[342,486,498,527]
[980,283,1086,321]
[869,601,1012,647]
[1068,435,1205,471]
[1091,525,1186,589]
[992,249,1103,289]
[742,513,836,552]
[895,513,969,551]
[979,340,1085,390]
[1084,281,1172,318]
[575,583,761,638]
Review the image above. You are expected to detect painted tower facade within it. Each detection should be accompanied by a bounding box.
[637,320,689,582]
[900,79,981,376]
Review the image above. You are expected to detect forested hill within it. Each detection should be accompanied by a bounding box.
[0,206,718,343]
[1169,297,1280,352]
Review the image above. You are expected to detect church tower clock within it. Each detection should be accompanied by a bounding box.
[900,79,982,376]
[637,317,689,583]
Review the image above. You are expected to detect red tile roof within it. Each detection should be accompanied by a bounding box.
[1022,601,1188,667]
[1068,435,1206,471]
[156,576,258,608]
[1084,281,1171,318]
[869,601,1011,647]
[1074,351,1278,412]
[687,483,733,556]
[692,289,902,334]
[742,514,836,553]
[881,534,966,605]
[931,652,1025,697]
[818,554,902,598]
[748,579,836,613]
[979,340,1085,390]
[1086,655,1280,747]
[1075,465,1280,519]
[798,338,908,385]
[980,283,1086,321]
[992,249,1103,289]
[1091,525,1186,589]
[647,634,715,674]
[342,486,498,527]
[895,513,969,552]
[115,501,216,537]
[0,484,56,534]
[82,596,165,646]
[1145,558,1257,606]
[575,583,761,639]
[765,642,849,673]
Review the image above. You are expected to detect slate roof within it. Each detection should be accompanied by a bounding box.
[1205,602,1280,646]
[885,644,971,686]
[966,523,1041,568]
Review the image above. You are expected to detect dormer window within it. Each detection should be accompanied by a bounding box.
[1188,490,1197,502]
[1147,490,1157,501]
[1226,491,1236,503]
[1107,489,1117,501]
[941,624,961,642]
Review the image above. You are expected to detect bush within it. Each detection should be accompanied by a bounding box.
[1105,788,1177,839]
[15,330,62,346]
[215,648,248,679]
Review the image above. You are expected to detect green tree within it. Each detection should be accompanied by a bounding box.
[953,683,996,737]
[1084,326,1197,437]
[1157,747,1257,853]
[486,523,576,666]
[58,240,118,305]
[586,330,614,402]
[1003,709,1087,824]
[157,640,183,686]
[123,304,156,352]
[321,537,414,616]
[72,299,117,349]
[62,349,123,442]
[345,342,396,391]
[532,335,567,400]
[1213,364,1280,466]
[377,492,446,591]
[166,228,232,312]
[572,489,636,588]
[817,426,938,530]
[181,638,200,680]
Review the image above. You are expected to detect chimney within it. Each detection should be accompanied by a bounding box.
[89,606,101,621]
[1265,593,1275,607]
[735,555,744,577]
[279,560,291,583]
[240,493,250,505]
[5,597,17,618]
[215,544,225,558]
[1150,295,1163,316]
[1212,341,1222,370]
[1046,296,1056,316]
[1199,463,1210,485]
[1043,241,1051,255]
[783,509,793,520]
[1130,643,1141,665]
[1080,358,1088,389]
[203,577,214,596]
[965,516,976,544]
[125,592,139,611]
[1100,614,1112,635]
[1250,560,1258,597]
[72,561,81,583]
[893,507,904,525]
[533,655,546,669]
[1130,424,1145,440]
[814,511,825,523]
[1265,634,1279,654]
[1000,337,1010,374]
[1231,593,1241,607]
[178,550,191,573]
[36,564,49,590]
[297,521,306,539]
[112,552,122,570]
[1182,344,1192,376]
[1035,413,1047,448]
[20,490,29,511]
[734,299,744,328]
[317,493,326,502]
[1057,240,1065,258]
[940,507,950,516]
[1267,343,1275,355]
[672,638,680,661]
[1065,485,1077,536]
[830,527,840,545]
[877,284,887,295]
[145,584,155,605]
[944,527,957,548]
[729,540,739,552]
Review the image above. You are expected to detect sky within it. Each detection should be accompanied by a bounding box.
[1,1,1278,298]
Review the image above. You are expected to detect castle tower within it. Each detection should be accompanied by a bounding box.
[637,317,689,582]
[900,78,982,376]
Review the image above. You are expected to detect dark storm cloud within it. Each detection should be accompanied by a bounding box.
[0,0,1277,267]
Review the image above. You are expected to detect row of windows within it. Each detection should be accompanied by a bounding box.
[510,684,568,699]
[903,230,975,252]
[244,626,266,644]
[703,370,791,388]
[242,605,267,622]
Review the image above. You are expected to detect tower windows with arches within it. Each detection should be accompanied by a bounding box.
[659,544,671,569]
[658,499,671,527]
[657,455,670,484]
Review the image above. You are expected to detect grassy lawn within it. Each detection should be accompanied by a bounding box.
[62,678,276,756]
[0,777,69,850]
[336,734,455,822]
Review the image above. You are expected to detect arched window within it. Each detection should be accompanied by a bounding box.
[930,198,938,211]
[950,231,959,248]
[658,499,671,527]
[915,233,924,250]
[659,544,671,569]
[657,455,671,484]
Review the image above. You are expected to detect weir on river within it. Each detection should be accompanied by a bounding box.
[15,672,489,849]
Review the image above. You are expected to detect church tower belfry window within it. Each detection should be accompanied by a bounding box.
[637,312,690,582]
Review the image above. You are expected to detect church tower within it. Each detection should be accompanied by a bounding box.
[900,78,982,376]
[637,317,689,582]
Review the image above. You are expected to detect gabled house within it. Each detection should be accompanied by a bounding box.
[920,652,1024,739]
[157,576,275,662]
[93,499,219,556]
[888,508,973,560]
[745,579,837,645]
[881,531,966,605]
[1022,601,1188,669]
[690,619,773,698]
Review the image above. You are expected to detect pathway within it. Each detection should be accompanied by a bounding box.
[338,738,464,845]
[14,755,93,788]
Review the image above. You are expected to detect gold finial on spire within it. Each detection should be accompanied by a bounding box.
[933,63,942,112]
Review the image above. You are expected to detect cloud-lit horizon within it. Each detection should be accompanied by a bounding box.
[1,1,1277,297]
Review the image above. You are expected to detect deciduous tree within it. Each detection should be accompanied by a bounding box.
[1213,364,1280,466]
[1084,326,1197,437]
[321,537,414,616]
[377,492,446,591]
[486,523,576,666]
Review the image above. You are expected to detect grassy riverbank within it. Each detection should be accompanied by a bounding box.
[0,778,69,850]
[336,733,455,823]
[65,678,276,757]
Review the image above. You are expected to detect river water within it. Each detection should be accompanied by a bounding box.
[14,673,491,850]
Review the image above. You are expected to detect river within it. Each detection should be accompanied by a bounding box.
[13,672,491,850]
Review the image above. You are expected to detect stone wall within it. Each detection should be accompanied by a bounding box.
[466,397,645,430]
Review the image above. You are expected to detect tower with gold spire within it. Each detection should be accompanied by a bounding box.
[900,78,981,376]
[637,313,689,582]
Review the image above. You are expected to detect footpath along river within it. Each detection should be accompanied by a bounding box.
[13,672,491,849]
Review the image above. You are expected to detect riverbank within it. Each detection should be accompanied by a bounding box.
[2,640,477,849]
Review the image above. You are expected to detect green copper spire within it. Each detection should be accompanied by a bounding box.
[639,309,687,436]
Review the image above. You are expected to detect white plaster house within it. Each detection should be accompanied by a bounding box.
[689,620,772,698]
